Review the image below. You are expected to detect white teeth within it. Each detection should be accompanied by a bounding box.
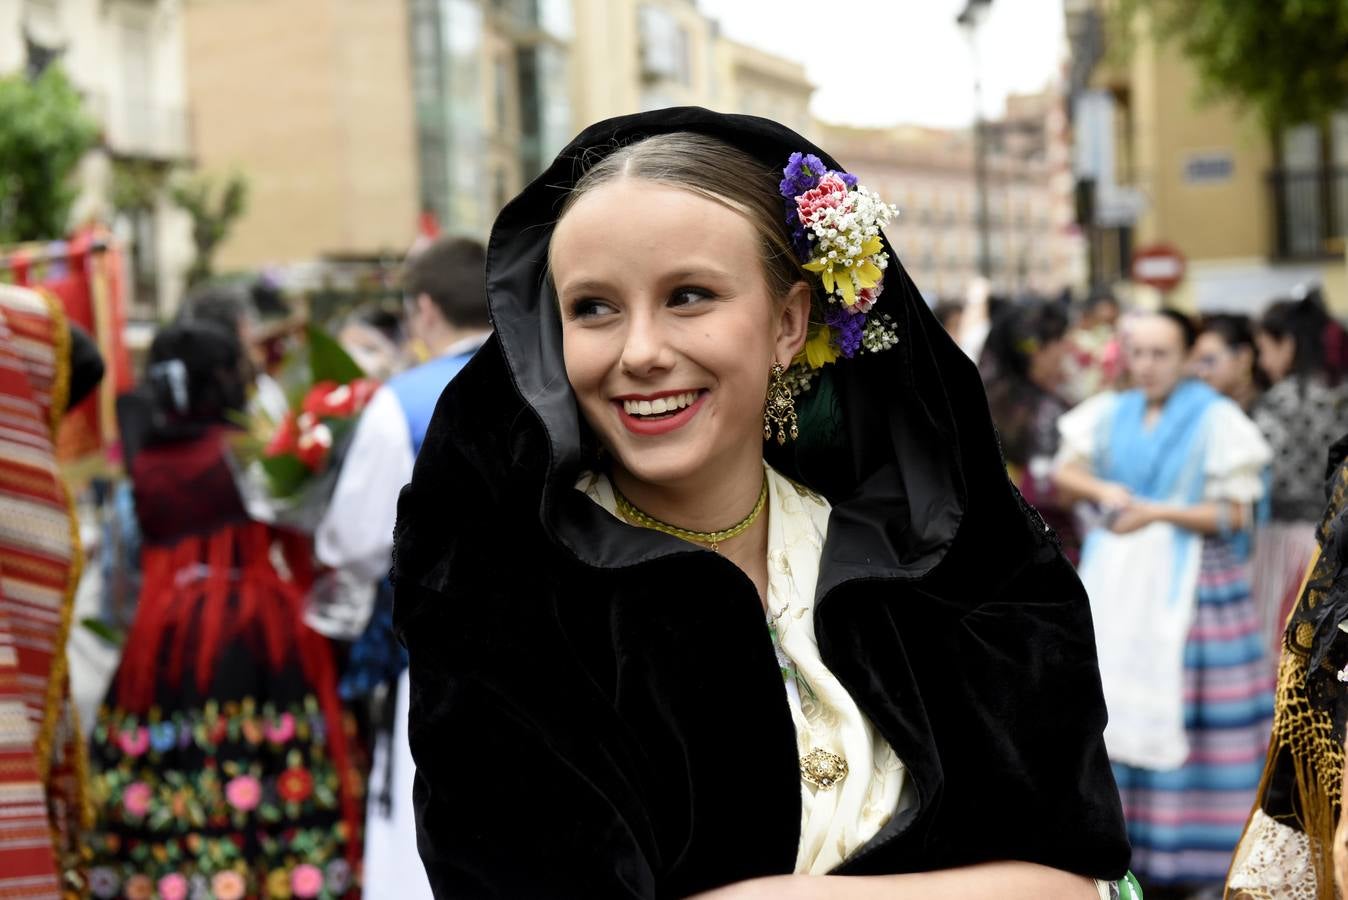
[622,391,700,417]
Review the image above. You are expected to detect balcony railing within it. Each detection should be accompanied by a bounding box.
[85,92,192,162]
[1269,167,1348,260]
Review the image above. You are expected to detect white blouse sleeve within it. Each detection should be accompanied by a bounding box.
[314,385,415,581]
[1202,399,1273,504]
[1054,392,1117,471]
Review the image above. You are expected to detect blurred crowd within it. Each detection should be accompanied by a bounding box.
[9,222,1348,899]
[960,282,1348,898]
[46,235,490,900]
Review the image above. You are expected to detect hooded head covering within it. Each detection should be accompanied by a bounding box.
[393,107,1040,592]
[393,109,1127,894]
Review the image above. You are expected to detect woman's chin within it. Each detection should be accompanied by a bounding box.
[609,451,708,491]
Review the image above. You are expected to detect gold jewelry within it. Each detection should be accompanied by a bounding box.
[613,473,768,553]
[800,748,848,790]
[763,362,798,445]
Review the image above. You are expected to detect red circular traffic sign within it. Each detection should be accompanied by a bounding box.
[1131,243,1187,292]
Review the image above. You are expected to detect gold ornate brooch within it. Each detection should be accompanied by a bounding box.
[800,748,848,790]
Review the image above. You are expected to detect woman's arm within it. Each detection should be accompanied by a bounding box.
[1110,499,1244,536]
[1054,460,1131,508]
[688,862,1100,900]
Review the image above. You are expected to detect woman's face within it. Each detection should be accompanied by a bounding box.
[1256,330,1295,383]
[1029,337,1068,390]
[1192,331,1250,396]
[1126,315,1188,403]
[551,178,809,491]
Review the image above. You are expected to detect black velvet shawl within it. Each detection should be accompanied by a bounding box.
[393,108,1129,898]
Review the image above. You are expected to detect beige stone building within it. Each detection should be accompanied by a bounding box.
[1067,0,1348,312]
[181,0,811,274]
[0,0,195,317]
[569,0,811,132]
[818,85,1082,301]
[184,0,422,274]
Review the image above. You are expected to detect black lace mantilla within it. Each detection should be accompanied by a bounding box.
[1289,433,1348,737]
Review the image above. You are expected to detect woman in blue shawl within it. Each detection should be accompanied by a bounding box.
[1055,310,1273,895]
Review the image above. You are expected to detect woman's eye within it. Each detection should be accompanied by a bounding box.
[669,287,713,308]
[569,299,614,320]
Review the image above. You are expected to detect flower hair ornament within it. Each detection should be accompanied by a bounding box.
[779,152,900,395]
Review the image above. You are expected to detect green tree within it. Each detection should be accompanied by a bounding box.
[1121,0,1348,127]
[172,171,248,288]
[0,65,99,244]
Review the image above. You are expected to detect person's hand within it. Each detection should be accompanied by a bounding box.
[1110,502,1156,535]
[1096,482,1132,510]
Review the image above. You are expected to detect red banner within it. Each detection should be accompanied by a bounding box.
[0,227,133,464]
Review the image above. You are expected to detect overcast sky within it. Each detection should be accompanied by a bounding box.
[697,0,1067,129]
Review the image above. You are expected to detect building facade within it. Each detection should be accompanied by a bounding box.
[1067,0,1348,312]
[819,87,1081,301]
[0,0,194,318]
[182,0,811,274]
[184,0,422,276]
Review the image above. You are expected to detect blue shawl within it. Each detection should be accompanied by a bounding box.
[1089,379,1220,607]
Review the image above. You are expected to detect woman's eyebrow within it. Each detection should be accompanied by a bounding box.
[558,277,615,296]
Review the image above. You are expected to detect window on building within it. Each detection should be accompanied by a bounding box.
[494,53,513,136]
[638,5,690,85]
[515,42,570,180]
[22,0,64,78]
[1271,113,1348,259]
[118,10,155,156]
[409,0,450,224]
[128,206,159,316]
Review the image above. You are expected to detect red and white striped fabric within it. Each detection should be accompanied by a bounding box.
[0,284,86,898]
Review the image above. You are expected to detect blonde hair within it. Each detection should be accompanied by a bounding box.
[553,133,807,299]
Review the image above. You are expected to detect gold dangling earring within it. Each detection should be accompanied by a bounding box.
[763,362,798,445]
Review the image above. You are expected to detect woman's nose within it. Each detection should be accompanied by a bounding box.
[619,312,671,376]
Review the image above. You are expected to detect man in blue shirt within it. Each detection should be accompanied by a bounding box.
[316,236,488,900]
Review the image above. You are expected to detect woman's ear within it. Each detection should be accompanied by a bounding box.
[775,281,812,366]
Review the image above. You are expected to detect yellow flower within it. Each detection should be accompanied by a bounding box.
[267,869,292,899]
[804,237,885,308]
[800,326,840,369]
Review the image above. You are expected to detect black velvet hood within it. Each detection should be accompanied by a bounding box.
[394,108,1128,898]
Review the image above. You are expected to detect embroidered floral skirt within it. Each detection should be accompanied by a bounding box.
[84,639,361,900]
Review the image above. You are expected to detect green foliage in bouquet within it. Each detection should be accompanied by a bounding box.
[306,323,365,385]
[234,325,377,501]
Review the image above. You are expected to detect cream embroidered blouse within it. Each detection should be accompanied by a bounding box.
[580,466,907,872]
[580,466,1116,896]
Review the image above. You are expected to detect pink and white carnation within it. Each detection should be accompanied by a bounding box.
[795,173,850,228]
[798,182,898,309]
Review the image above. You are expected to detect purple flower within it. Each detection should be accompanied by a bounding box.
[786,212,812,260]
[781,152,858,261]
[825,306,867,359]
[780,152,828,199]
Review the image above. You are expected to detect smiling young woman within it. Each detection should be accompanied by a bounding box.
[393,109,1133,899]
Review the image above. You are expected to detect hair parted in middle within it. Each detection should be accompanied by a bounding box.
[553,132,809,301]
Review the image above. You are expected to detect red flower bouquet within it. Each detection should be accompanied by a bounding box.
[231,326,379,532]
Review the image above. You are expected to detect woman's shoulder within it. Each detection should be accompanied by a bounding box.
[1056,390,1119,441]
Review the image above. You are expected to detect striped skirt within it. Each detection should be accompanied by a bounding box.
[1250,520,1318,656]
[1112,536,1275,886]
